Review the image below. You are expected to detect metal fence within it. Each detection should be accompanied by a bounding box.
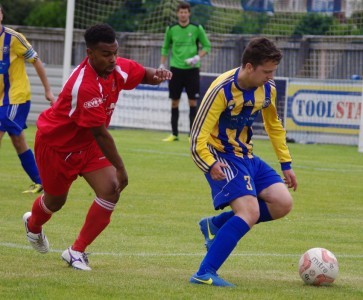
[13,26,363,80]
[18,25,363,142]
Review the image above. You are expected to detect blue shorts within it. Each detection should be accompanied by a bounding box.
[205,151,283,210]
[0,102,30,136]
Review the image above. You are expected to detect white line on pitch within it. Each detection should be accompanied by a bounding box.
[1,242,362,258]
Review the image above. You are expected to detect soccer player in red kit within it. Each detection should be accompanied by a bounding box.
[22,24,172,271]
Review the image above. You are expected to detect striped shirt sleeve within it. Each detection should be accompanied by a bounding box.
[190,80,229,173]
[262,83,292,165]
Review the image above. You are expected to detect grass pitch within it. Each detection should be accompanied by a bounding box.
[0,126,362,299]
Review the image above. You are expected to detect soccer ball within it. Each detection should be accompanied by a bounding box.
[298,247,339,286]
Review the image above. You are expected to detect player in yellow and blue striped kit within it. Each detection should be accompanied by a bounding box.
[189,37,298,287]
[0,5,55,193]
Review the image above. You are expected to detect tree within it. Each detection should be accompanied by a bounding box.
[1,0,41,25]
[293,13,334,36]
[24,0,66,28]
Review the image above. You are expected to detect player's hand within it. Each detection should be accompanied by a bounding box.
[210,161,228,181]
[45,90,56,106]
[185,55,200,66]
[152,68,172,83]
[282,169,297,191]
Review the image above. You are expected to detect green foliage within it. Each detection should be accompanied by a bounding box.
[347,11,363,35]
[0,126,363,299]
[327,22,361,35]
[1,0,41,25]
[231,12,270,34]
[191,4,214,26]
[24,0,66,28]
[2,0,363,36]
[188,4,269,34]
[107,0,162,32]
[293,13,334,36]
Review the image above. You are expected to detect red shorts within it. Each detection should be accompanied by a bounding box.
[35,133,112,196]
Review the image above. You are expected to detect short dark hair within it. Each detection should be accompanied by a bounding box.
[242,37,282,68]
[177,1,191,12]
[84,24,116,48]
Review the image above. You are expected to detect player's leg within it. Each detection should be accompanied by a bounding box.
[0,105,7,146]
[23,137,77,253]
[10,131,43,192]
[61,166,118,271]
[199,157,292,250]
[254,156,293,222]
[191,155,257,286]
[171,98,180,137]
[23,192,68,254]
[2,102,42,192]
[9,131,29,154]
[0,130,5,146]
[191,196,257,287]
[23,135,76,254]
[199,211,233,251]
[188,99,197,132]
[193,158,292,275]
[62,143,119,270]
[185,68,200,134]
[162,67,183,141]
[258,182,293,220]
[72,165,119,251]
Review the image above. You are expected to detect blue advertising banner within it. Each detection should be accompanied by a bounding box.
[241,0,274,12]
[188,0,212,5]
[307,0,341,12]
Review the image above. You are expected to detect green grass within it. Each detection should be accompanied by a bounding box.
[1,125,362,299]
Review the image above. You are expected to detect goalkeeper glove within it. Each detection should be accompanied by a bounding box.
[185,55,200,66]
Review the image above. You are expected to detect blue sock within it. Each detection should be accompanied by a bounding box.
[257,198,273,223]
[211,211,234,228]
[207,198,271,240]
[210,198,273,228]
[18,149,41,184]
[197,216,250,275]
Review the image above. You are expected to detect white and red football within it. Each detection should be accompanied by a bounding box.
[298,247,339,286]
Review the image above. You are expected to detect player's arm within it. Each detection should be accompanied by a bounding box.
[142,67,172,85]
[90,124,128,194]
[191,90,225,174]
[282,169,297,191]
[262,91,298,190]
[32,58,55,105]
[185,26,211,66]
[15,32,55,105]
[198,25,211,57]
[160,55,168,68]
[160,26,171,68]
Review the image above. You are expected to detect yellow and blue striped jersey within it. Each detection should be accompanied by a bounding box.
[0,26,38,106]
[191,67,292,173]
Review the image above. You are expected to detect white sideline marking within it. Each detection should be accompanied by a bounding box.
[1,242,363,258]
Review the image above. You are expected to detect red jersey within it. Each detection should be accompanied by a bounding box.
[37,57,145,152]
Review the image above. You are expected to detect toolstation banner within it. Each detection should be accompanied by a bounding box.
[286,80,362,135]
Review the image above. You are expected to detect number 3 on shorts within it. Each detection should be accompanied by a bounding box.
[244,175,253,191]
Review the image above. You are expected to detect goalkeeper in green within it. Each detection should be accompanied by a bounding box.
[160,1,211,142]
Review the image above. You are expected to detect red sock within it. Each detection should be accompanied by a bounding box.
[72,197,115,252]
[28,195,53,233]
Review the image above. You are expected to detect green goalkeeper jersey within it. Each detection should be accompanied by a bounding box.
[161,22,211,69]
